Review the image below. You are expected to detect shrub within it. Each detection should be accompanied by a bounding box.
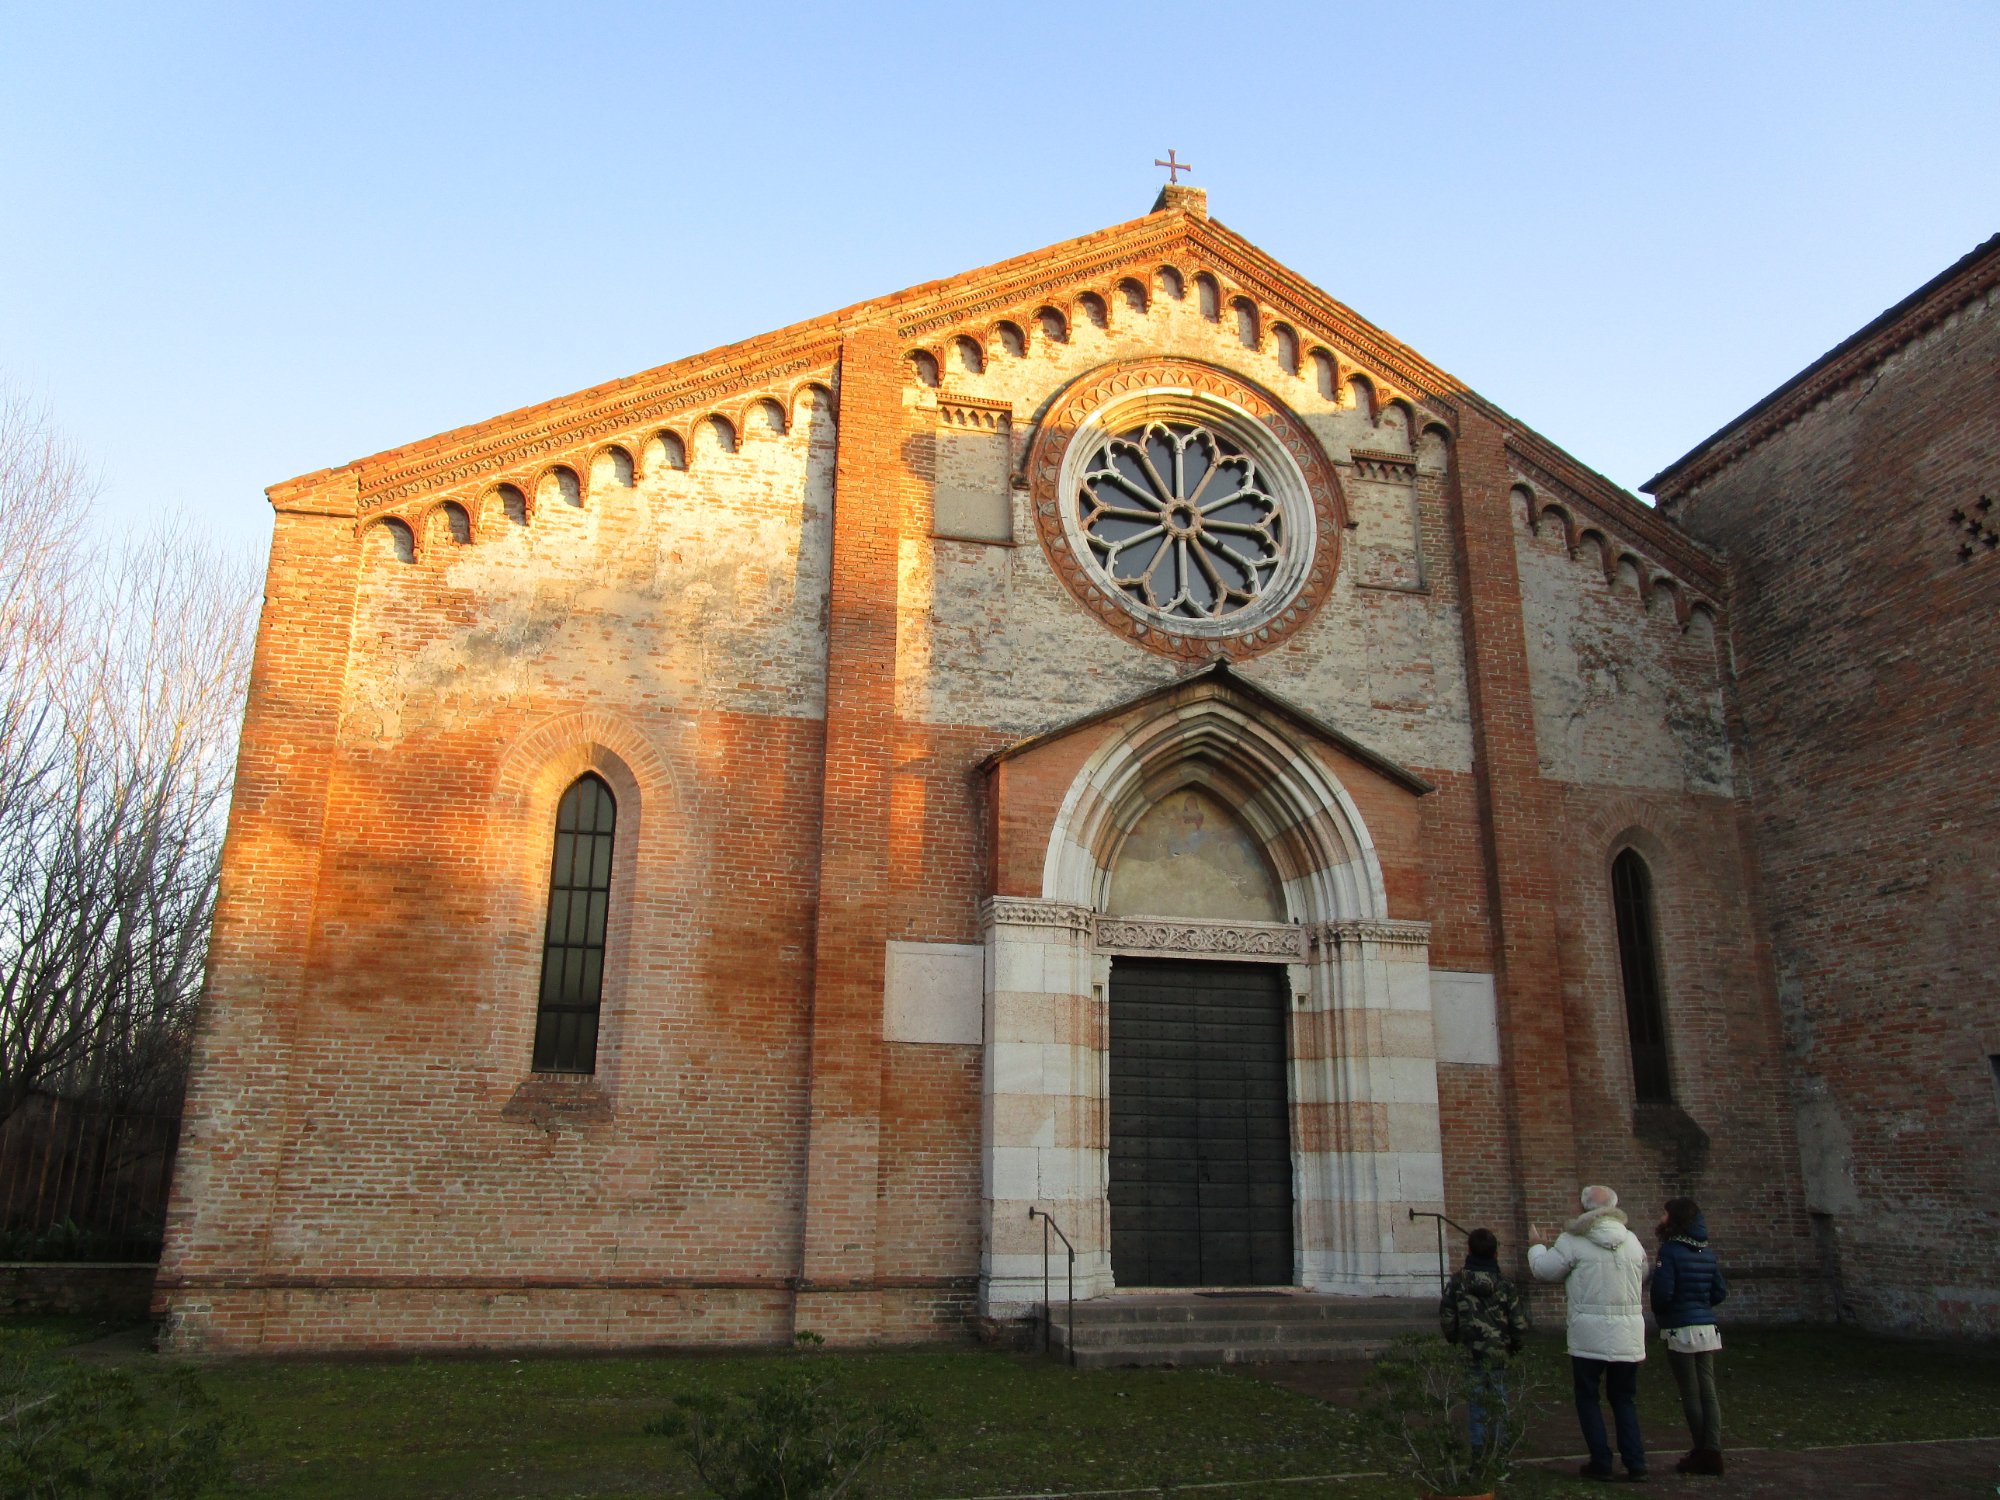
[1360,1335,1536,1498]
[0,1357,230,1499]
[646,1337,926,1500]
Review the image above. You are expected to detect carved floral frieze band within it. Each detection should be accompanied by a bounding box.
[981,897,1094,934]
[1308,918,1432,950]
[980,902,1430,955]
[1094,916,1307,959]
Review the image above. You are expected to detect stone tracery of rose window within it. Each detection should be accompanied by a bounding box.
[1030,359,1347,662]
[1077,421,1285,621]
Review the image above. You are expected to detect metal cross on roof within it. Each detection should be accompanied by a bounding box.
[1154,150,1192,184]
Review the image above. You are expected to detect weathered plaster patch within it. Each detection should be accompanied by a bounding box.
[345,424,837,745]
[1512,504,1731,793]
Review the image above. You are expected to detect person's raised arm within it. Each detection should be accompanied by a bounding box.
[1527,1236,1574,1283]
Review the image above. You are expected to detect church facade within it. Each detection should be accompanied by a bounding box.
[157,187,1826,1352]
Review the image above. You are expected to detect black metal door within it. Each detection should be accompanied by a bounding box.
[1108,958,1293,1286]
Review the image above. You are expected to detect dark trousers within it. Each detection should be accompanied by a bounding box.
[1669,1348,1722,1450]
[1571,1356,1646,1475]
[1466,1364,1507,1453]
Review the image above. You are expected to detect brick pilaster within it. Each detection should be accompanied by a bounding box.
[1445,412,1580,1239]
[796,322,908,1337]
[157,490,362,1332]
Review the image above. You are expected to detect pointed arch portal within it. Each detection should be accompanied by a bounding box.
[979,672,1445,1313]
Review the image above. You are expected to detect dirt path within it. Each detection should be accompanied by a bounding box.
[1240,1359,2000,1497]
[1519,1435,2000,1495]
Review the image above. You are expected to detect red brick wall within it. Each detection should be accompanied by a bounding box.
[1665,287,2000,1337]
[797,324,919,1339]
[160,697,827,1352]
[891,724,1010,944]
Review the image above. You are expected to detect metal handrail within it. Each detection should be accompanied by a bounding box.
[1027,1206,1075,1365]
[1408,1207,1472,1296]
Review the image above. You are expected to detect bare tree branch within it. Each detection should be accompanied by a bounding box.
[0,393,256,1118]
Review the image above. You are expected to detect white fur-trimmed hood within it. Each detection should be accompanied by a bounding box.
[1530,1207,1648,1362]
[1568,1206,1633,1249]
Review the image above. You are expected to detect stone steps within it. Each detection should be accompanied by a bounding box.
[1041,1292,1434,1368]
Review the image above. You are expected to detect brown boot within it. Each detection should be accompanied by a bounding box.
[1674,1449,1702,1474]
[1699,1450,1726,1476]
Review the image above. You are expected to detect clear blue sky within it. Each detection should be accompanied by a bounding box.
[4,1,1996,551]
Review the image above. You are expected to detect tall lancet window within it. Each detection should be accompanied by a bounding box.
[1611,848,1672,1103]
[533,773,617,1073]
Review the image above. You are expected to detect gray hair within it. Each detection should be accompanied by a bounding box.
[1580,1184,1619,1212]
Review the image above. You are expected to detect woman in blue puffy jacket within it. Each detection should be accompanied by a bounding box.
[1652,1196,1729,1476]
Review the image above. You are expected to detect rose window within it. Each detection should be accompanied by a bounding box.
[1076,421,1286,621]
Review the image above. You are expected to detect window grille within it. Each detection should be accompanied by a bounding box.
[1611,849,1672,1103]
[1075,419,1286,622]
[532,773,616,1073]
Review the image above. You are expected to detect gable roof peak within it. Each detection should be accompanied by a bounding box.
[1151,182,1208,219]
[983,661,1434,797]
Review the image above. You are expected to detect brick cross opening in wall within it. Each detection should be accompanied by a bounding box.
[1154,150,1192,184]
[1950,494,1997,562]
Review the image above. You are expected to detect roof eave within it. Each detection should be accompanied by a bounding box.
[1644,231,2000,499]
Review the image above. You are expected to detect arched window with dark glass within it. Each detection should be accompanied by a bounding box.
[1611,848,1671,1103]
[533,773,616,1073]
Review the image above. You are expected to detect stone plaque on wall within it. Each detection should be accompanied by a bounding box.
[935,402,1013,543]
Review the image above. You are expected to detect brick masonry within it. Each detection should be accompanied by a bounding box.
[159,191,1833,1352]
[1653,238,2000,1338]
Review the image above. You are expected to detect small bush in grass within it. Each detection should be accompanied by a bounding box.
[0,1357,231,1499]
[1360,1335,1537,1498]
[646,1333,927,1500]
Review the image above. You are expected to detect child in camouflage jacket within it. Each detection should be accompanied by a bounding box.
[1440,1227,1528,1362]
[1439,1227,1528,1453]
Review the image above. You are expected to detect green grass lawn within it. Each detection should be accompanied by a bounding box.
[8,1318,1997,1498]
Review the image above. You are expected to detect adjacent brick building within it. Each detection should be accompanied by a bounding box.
[1647,235,2000,1338]
[159,188,1838,1352]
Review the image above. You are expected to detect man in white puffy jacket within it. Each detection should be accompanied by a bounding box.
[1529,1184,1650,1482]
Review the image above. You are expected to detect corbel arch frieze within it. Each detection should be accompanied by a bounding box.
[346,345,841,524]
[895,245,1456,455]
[1510,466,1723,632]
